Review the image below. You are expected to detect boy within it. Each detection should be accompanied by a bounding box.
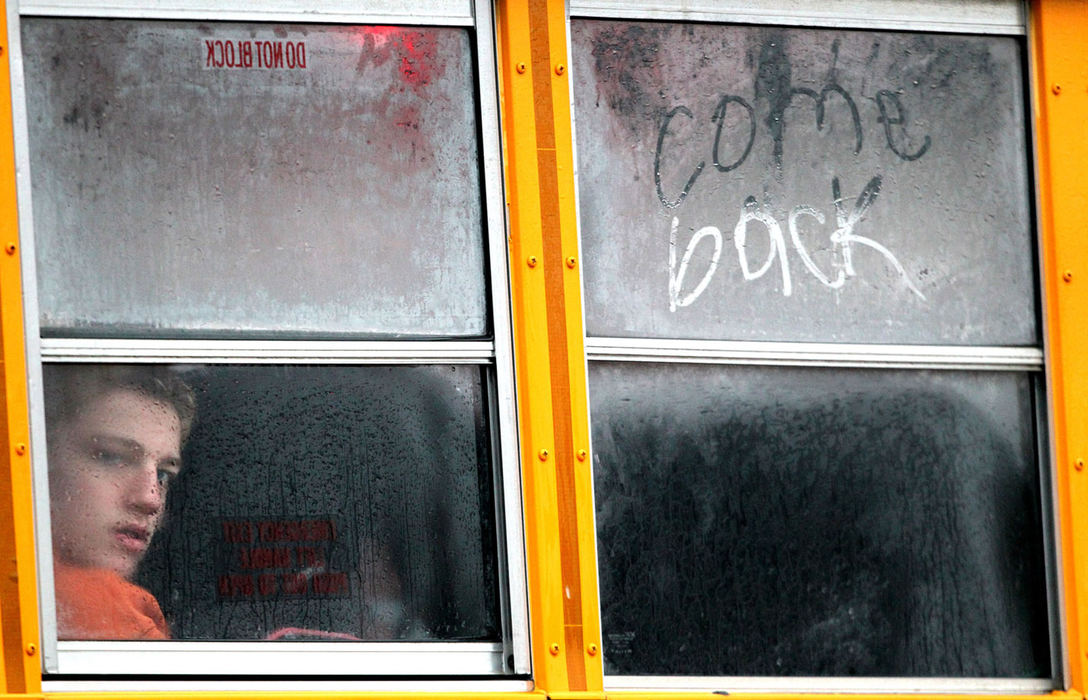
[44,365,195,639]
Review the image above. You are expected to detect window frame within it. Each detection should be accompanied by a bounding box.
[567,0,1066,692]
[9,0,530,680]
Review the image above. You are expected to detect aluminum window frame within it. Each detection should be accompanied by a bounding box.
[568,0,1065,692]
[16,0,475,25]
[569,0,1026,35]
[9,0,529,680]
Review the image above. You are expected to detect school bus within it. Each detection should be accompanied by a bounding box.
[0,0,1085,698]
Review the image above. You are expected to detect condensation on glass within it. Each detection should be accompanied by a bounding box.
[44,363,499,642]
[23,18,487,338]
[571,20,1035,345]
[590,362,1050,677]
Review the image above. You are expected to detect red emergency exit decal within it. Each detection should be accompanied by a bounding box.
[204,39,307,69]
[216,518,349,599]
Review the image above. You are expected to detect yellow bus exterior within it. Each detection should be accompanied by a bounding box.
[0,1,1085,698]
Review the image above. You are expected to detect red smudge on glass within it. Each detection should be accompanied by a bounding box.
[348,26,436,93]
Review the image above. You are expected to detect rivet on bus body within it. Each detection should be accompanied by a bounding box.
[587,643,598,656]
[14,443,26,456]
[1063,270,1073,283]
[549,643,560,655]
[577,449,587,461]
[1076,458,1084,472]
[538,449,549,461]
[25,643,36,657]
[555,64,565,76]
[527,255,538,268]
[566,256,577,268]
[516,62,526,74]
[4,242,15,255]
[1052,83,1062,95]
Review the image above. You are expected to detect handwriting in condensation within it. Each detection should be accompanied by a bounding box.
[656,61,931,308]
[668,175,925,311]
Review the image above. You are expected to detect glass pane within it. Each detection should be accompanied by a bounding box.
[572,21,1036,345]
[44,363,499,641]
[589,362,1049,676]
[24,18,488,338]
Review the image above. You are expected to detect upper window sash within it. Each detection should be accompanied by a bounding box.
[571,19,1035,346]
[21,17,488,340]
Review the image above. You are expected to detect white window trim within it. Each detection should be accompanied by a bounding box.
[17,0,473,26]
[43,678,535,693]
[54,641,507,676]
[605,676,1056,694]
[569,0,1026,35]
[586,337,1044,371]
[40,339,499,364]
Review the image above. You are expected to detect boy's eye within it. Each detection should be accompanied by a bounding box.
[91,449,127,466]
[157,469,178,489]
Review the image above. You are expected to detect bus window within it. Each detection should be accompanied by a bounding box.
[572,7,1053,688]
[17,6,525,678]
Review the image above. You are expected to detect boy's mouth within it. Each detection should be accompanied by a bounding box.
[115,524,150,553]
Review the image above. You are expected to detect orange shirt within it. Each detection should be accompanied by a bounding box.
[54,562,169,640]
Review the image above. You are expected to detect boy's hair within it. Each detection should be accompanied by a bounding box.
[43,365,197,442]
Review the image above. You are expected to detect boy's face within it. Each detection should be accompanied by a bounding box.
[48,388,183,578]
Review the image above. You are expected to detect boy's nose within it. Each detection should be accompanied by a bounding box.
[126,464,164,515]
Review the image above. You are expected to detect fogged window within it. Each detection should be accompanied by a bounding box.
[573,20,1034,345]
[45,364,498,642]
[24,18,486,338]
[24,13,515,669]
[573,18,1051,679]
[590,363,1048,677]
